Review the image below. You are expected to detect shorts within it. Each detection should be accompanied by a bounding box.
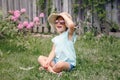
[69,64,75,71]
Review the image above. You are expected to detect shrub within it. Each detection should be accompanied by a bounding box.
[0,8,45,38]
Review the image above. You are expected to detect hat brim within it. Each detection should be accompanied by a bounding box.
[48,13,60,30]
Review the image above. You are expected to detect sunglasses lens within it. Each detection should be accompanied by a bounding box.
[55,20,65,25]
[60,22,65,24]
[55,22,58,24]
[55,20,58,24]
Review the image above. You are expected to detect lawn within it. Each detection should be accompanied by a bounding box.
[0,34,120,80]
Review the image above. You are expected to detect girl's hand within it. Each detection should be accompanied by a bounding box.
[44,64,48,69]
[43,60,50,69]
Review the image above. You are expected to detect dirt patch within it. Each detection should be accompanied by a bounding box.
[32,33,53,38]
[109,32,120,38]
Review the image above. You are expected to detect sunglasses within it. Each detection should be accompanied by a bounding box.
[55,20,65,25]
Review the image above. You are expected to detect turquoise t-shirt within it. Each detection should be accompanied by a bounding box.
[52,30,77,66]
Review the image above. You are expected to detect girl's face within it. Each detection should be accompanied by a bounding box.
[55,16,67,34]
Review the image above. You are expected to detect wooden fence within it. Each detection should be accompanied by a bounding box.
[1,0,120,34]
[1,0,49,33]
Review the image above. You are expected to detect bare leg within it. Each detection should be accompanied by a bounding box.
[38,55,48,67]
[38,56,70,73]
[47,66,57,73]
[52,61,70,73]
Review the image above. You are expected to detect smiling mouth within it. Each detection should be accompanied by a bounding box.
[57,26,62,28]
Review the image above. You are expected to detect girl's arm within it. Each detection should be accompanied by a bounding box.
[47,44,55,63]
[63,14,75,40]
[44,44,55,68]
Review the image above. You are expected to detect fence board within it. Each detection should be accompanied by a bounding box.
[32,0,37,18]
[68,0,72,15]
[2,0,7,18]
[63,0,69,12]
[14,0,19,10]
[0,0,2,8]
[32,0,38,33]
[8,0,14,10]
[20,0,26,9]
[28,0,31,21]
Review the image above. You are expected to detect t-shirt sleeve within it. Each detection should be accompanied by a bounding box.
[51,38,55,43]
[51,36,57,44]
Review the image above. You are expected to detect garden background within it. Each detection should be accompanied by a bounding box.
[0,0,120,80]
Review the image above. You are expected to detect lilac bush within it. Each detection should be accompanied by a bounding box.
[9,8,44,35]
[0,8,44,38]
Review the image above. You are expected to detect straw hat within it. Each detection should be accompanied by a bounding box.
[48,12,72,30]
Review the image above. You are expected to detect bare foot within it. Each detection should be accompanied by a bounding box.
[47,66,57,74]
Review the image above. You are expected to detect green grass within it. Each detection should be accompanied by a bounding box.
[0,35,120,80]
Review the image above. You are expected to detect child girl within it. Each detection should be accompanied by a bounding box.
[38,12,77,74]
